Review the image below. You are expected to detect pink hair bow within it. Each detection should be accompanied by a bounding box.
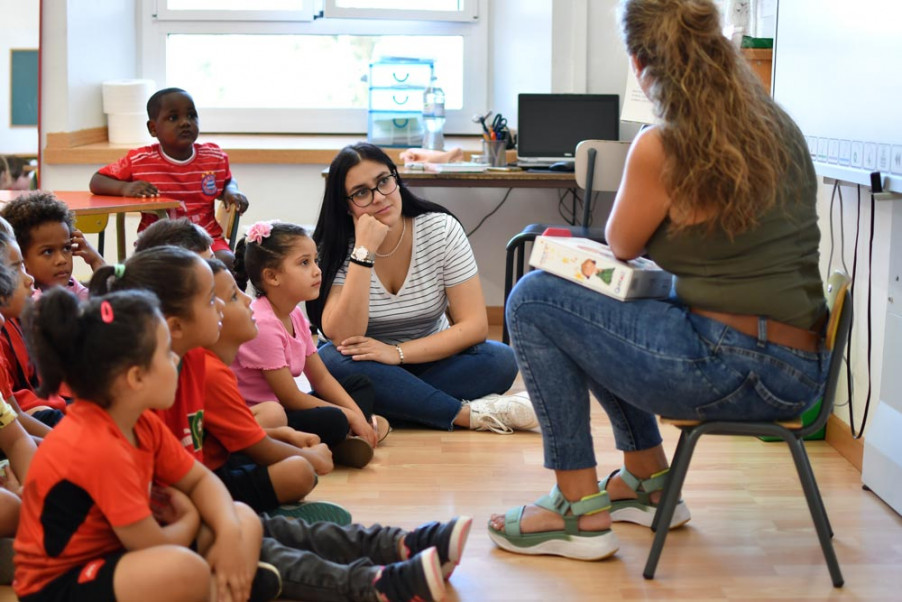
[246,221,275,244]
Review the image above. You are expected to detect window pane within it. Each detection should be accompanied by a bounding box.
[167,0,305,9]
[166,34,463,110]
[333,0,462,10]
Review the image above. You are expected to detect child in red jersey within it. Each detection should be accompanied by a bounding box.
[14,288,279,602]
[0,233,37,539]
[89,245,223,464]
[0,220,66,427]
[89,87,249,268]
[0,191,104,301]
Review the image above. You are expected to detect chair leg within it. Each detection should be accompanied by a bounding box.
[651,430,689,533]
[785,437,844,587]
[644,428,700,580]
[503,246,517,345]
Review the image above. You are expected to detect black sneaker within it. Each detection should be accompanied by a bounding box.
[403,516,472,579]
[373,547,445,602]
[249,561,282,602]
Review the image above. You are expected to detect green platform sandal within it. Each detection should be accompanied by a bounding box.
[487,485,620,561]
[599,466,691,529]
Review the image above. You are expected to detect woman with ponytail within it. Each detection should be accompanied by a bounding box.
[489,0,829,561]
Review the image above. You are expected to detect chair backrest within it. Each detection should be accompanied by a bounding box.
[801,270,852,437]
[574,140,630,193]
[215,200,240,251]
[74,213,109,234]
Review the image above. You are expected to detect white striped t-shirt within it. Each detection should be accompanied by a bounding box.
[333,212,478,345]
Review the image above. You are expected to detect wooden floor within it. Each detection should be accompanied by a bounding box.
[303,399,902,601]
[2,331,900,600]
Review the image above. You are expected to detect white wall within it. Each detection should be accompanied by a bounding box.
[0,0,40,154]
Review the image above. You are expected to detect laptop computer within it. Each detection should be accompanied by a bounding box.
[516,94,620,168]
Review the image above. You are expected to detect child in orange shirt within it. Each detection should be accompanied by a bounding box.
[14,288,278,602]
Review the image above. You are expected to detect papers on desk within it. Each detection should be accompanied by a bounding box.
[418,162,489,173]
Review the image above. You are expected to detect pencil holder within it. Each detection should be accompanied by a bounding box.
[486,140,507,167]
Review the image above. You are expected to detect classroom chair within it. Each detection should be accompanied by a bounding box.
[74,213,110,258]
[502,140,629,343]
[215,199,241,251]
[643,271,852,588]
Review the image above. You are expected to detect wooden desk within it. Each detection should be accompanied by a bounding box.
[395,168,576,189]
[0,191,181,261]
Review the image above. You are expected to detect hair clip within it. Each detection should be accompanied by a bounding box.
[113,264,126,278]
[246,221,277,245]
[100,300,114,324]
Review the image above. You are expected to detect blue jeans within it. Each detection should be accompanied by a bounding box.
[506,271,830,472]
[318,340,518,430]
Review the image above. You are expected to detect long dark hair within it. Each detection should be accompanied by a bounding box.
[89,245,203,319]
[233,222,309,297]
[23,288,162,406]
[307,143,454,329]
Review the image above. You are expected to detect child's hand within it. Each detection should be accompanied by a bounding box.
[284,428,321,448]
[122,180,159,198]
[347,410,378,448]
[150,485,196,526]
[207,530,253,602]
[300,442,334,475]
[222,190,249,215]
[70,229,105,271]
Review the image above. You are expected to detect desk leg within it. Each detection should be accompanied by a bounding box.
[116,213,126,261]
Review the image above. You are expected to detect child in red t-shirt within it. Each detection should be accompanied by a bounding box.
[0,220,66,426]
[14,288,277,602]
[89,245,223,464]
[89,87,249,268]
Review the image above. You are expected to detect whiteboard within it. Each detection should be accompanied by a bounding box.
[772,0,902,193]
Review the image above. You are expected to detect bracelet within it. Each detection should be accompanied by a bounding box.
[348,256,375,268]
[395,344,405,365]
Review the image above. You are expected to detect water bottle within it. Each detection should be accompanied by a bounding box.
[422,77,445,150]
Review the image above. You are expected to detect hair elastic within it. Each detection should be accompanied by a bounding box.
[100,300,115,323]
[113,264,126,278]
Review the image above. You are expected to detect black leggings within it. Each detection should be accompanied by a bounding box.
[285,374,375,448]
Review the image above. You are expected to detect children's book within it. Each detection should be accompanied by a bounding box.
[529,236,673,301]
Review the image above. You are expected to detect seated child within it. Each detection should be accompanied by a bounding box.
[233,221,387,469]
[135,216,215,258]
[15,288,278,602]
[0,191,104,300]
[89,87,249,268]
[0,252,38,539]
[0,219,66,425]
[205,258,335,513]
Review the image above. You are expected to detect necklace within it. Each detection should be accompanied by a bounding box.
[375,217,407,258]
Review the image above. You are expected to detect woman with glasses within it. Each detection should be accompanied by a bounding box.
[308,143,538,434]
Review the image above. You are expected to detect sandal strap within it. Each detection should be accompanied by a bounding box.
[535,485,611,519]
[619,466,670,494]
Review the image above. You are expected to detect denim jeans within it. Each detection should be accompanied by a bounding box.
[317,340,518,430]
[506,271,830,472]
[260,514,403,602]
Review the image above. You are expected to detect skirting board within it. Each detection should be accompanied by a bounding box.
[825,414,863,472]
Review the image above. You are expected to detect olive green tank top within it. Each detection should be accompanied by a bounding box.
[645,125,826,330]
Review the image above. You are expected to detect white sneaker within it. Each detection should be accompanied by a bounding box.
[468,392,538,434]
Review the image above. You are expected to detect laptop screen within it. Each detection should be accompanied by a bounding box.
[517,94,620,161]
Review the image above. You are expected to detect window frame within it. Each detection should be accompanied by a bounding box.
[138,0,487,135]
[322,0,478,23]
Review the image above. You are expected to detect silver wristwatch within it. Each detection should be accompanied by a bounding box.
[350,245,375,266]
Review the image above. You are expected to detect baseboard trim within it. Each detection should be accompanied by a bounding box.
[487,306,503,326]
[826,414,863,472]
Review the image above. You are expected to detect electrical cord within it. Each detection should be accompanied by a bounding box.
[466,187,514,237]
[853,187,875,439]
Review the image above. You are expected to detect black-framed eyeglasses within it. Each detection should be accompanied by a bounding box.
[346,172,399,207]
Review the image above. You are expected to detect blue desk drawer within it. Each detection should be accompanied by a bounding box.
[367,111,424,147]
[369,61,433,89]
[369,88,425,112]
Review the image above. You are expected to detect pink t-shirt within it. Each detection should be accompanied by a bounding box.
[231,296,317,406]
